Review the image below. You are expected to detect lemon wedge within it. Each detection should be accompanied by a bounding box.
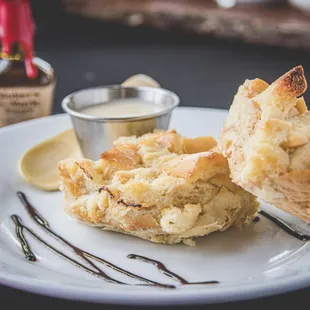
[19,129,82,191]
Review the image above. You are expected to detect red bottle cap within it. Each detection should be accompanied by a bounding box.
[0,0,38,79]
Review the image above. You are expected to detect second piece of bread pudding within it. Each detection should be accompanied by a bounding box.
[58,130,258,245]
[220,66,310,222]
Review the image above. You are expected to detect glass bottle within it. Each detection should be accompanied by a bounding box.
[0,0,55,127]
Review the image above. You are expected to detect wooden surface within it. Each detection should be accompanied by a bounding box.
[61,0,310,49]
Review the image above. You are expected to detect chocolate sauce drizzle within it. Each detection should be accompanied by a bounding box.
[13,191,309,288]
[127,254,219,285]
[99,186,114,198]
[11,215,36,262]
[253,216,260,223]
[98,186,142,207]
[258,210,310,241]
[75,162,93,180]
[11,191,219,288]
[117,199,142,208]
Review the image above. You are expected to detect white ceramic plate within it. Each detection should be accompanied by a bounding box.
[1,107,310,305]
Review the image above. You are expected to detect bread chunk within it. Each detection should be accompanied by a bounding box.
[58,130,258,245]
[220,66,310,222]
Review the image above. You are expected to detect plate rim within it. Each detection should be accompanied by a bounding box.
[1,266,310,305]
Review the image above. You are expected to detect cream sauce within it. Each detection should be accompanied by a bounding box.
[80,98,163,118]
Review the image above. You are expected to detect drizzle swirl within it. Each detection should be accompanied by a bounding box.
[11,191,219,288]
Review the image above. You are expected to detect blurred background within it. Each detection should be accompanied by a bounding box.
[30,0,310,112]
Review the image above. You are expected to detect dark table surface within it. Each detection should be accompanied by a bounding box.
[2,7,310,309]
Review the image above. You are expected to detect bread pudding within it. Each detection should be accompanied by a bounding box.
[58,130,258,245]
[220,66,310,222]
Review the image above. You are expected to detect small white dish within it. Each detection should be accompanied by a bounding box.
[1,107,310,305]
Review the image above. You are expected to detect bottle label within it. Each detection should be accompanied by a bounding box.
[0,83,55,127]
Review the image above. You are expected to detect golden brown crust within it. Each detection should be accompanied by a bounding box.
[100,144,141,173]
[219,66,310,222]
[164,152,227,182]
[183,136,217,154]
[58,130,258,245]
